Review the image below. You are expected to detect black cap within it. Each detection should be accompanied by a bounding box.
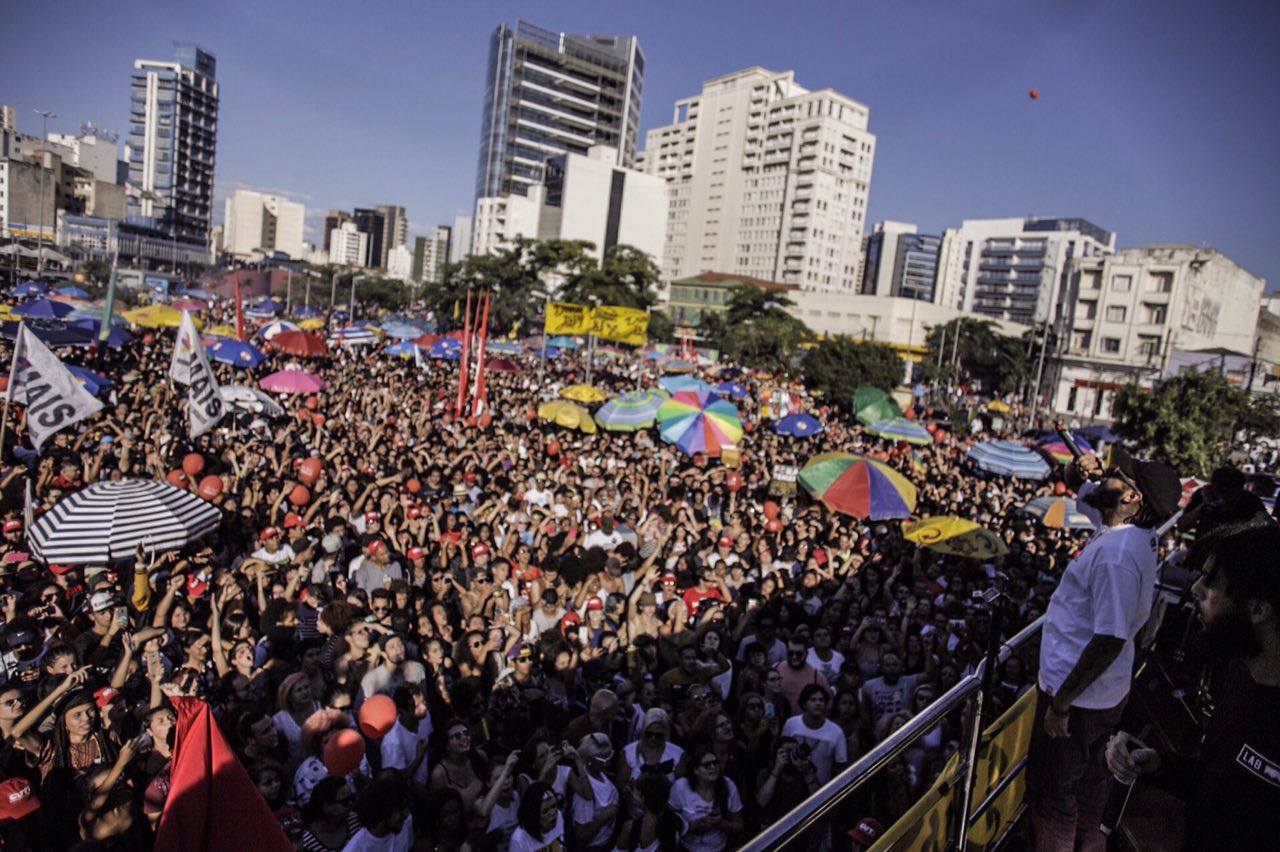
[1110,447,1181,522]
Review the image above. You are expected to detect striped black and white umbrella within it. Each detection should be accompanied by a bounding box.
[28,479,221,565]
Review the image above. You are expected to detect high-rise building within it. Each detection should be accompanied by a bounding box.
[861,221,941,302]
[474,20,644,202]
[126,45,219,244]
[412,226,453,284]
[935,217,1115,325]
[377,204,407,267]
[637,67,875,293]
[223,188,306,259]
[450,215,473,263]
[323,210,351,252]
[352,208,385,269]
[0,105,16,133]
[328,220,368,267]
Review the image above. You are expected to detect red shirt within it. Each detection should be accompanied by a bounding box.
[682,585,723,617]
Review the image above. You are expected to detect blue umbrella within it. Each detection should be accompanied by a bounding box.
[430,339,461,360]
[658,375,711,395]
[381,322,424,341]
[775,412,824,438]
[14,299,74,320]
[68,308,126,327]
[9,282,49,298]
[384,341,420,358]
[68,319,133,349]
[251,299,284,315]
[1,321,93,347]
[56,286,91,299]
[537,347,564,360]
[176,288,213,300]
[487,341,522,354]
[966,440,1051,480]
[714,381,749,400]
[67,365,111,397]
[548,335,581,349]
[293,305,322,319]
[717,367,744,379]
[207,339,268,368]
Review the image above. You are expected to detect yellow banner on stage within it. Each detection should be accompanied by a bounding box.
[869,687,1036,851]
[544,302,593,335]
[590,305,649,345]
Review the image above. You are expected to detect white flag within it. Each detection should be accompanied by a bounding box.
[168,310,225,438]
[5,324,104,451]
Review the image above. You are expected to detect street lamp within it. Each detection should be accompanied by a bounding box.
[348,273,365,320]
[33,109,57,277]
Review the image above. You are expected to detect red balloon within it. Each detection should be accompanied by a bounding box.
[765,518,782,534]
[725,472,743,493]
[142,334,155,346]
[299,457,324,486]
[358,695,397,740]
[763,500,779,520]
[1053,481,1068,496]
[407,478,422,494]
[926,422,939,434]
[478,412,493,429]
[305,395,320,410]
[903,408,917,421]
[182,453,205,476]
[197,475,223,500]
[933,429,949,445]
[744,421,756,433]
[466,416,478,428]
[547,440,561,457]
[166,470,189,489]
[323,729,365,777]
[289,484,311,506]
[311,413,326,427]
[1029,88,1039,100]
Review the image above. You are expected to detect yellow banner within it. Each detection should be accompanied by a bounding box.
[545,302,593,335]
[870,687,1036,851]
[590,305,649,345]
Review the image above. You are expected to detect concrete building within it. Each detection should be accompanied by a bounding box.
[636,67,875,293]
[0,156,57,238]
[322,209,351,252]
[377,204,407,267]
[47,129,122,184]
[0,105,15,133]
[666,271,796,329]
[60,214,212,268]
[413,226,452,284]
[935,217,1115,326]
[475,20,645,201]
[861,221,941,301]
[328,220,368,267]
[387,243,413,282]
[222,188,306,259]
[450,215,472,263]
[126,45,219,245]
[1049,246,1265,418]
[471,146,665,266]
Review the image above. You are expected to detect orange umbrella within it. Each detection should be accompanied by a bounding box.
[270,331,329,358]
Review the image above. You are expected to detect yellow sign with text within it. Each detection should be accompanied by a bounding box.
[590,305,649,346]
[544,302,593,335]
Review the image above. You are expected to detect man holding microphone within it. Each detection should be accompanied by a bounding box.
[1027,446,1180,851]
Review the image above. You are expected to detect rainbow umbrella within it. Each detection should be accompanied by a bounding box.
[867,417,932,445]
[1023,496,1095,531]
[1034,432,1094,464]
[904,516,1008,559]
[798,452,917,520]
[657,391,743,456]
[595,390,666,432]
[259,370,326,395]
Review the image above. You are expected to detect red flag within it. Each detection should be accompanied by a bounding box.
[455,288,472,418]
[472,288,491,415]
[155,696,291,852]
[233,271,245,342]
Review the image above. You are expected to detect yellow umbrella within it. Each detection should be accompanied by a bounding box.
[903,516,1007,560]
[986,400,1012,414]
[0,305,15,323]
[299,318,326,331]
[537,400,597,434]
[561,384,608,404]
[206,324,239,338]
[122,304,200,329]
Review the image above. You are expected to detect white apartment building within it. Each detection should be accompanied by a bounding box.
[472,146,665,265]
[387,243,413,282]
[222,188,306,259]
[412,226,452,284]
[450,215,472,263]
[934,217,1115,326]
[328,220,368,267]
[1050,246,1265,418]
[636,67,875,293]
[47,131,120,184]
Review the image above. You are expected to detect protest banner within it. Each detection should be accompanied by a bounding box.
[769,463,798,495]
[169,310,225,438]
[590,305,649,345]
[5,324,104,451]
[545,302,593,335]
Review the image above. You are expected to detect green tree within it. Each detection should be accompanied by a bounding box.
[1112,370,1275,476]
[557,244,663,310]
[802,336,906,406]
[923,317,1031,393]
[716,284,810,371]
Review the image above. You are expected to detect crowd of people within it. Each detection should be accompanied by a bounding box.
[0,292,1114,851]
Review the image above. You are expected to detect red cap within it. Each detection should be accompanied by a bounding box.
[661,574,677,585]
[472,543,490,559]
[463,471,477,485]
[717,537,733,548]
[0,777,39,821]
[49,564,75,575]
[2,552,28,565]
[283,513,305,529]
[2,520,21,533]
[368,539,386,555]
[848,818,883,846]
[408,546,426,560]
[260,527,279,540]
[407,506,422,519]
[186,574,208,598]
[586,596,604,612]
[561,612,582,630]
[94,687,120,709]
[365,511,381,523]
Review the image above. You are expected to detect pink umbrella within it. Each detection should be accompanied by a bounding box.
[259,370,327,395]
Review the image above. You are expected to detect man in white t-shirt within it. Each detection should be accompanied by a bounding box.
[806,625,845,685]
[1027,448,1180,852]
[781,683,849,784]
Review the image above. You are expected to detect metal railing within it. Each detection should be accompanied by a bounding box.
[742,615,1045,852]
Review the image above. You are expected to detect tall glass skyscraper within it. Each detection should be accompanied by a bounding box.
[127,44,218,245]
[474,20,644,202]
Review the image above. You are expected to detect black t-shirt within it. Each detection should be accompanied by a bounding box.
[1185,488,1270,532]
[1186,660,1280,850]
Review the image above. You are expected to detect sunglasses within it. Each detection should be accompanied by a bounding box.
[699,759,720,769]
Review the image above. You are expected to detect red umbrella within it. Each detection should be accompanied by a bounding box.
[487,357,519,373]
[412,333,442,347]
[270,331,329,358]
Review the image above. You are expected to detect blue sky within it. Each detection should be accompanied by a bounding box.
[4,0,1279,285]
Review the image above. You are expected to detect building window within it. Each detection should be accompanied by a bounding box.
[1076,300,1097,320]
[1112,274,1132,293]
[1138,336,1162,358]
[1141,303,1167,325]
[1105,305,1127,323]
[1073,331,1092,351]
[1146,272,1173,293]
[1080,272,1100,290]
[1102,337,1121,354]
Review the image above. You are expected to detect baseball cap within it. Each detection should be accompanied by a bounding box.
[283,513,305,529]
[717,536,733,548]
[260,527,279,541]
[560,612,582,631]
[365,511,381,523]
[0,778,39,821]
[321,533,343,555]
[2,520,22,534]
[94,687,120,709]
[1108,446,1182,522]
[660,574,677,585]
[472,543,490,559]
[848,817,883,847]
[48,564,75,576]
[186,573,208,599]
[368,539,386,555]
[87,591,117,614]
[577,731,613,762]
[586,596,604,612]
[408,546,426,560]
[1,552,29,566]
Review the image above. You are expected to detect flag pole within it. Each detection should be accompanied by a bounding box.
[455,288,473,418]
[96,254,119,370]
[0,322,24,463]
[233,269,245,342]
[472,288,491,415]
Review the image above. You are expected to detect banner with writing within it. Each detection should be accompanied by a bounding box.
[590,305,649,346]
[544,302,593,335]
[6,324,104,451]
[169,311,225,438]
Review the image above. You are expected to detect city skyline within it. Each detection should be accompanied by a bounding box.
[2,0,1278,285]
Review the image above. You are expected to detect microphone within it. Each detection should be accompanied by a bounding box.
[1054,422,1085,461]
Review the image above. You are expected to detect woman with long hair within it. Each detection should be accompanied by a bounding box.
[298,776,358,852]
[509,781,565,852]
[39,687,119,780]
[428,719,487,814]
[667,744,743,852]
[273,671,321,768]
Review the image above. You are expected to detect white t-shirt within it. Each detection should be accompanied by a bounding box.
[807,648,846,684]
[780,715,849,784]
[486,794,521,852]
[1039,507,1160,709]
[252,544,295,565]
[380,716,433,786]
[341,815,414,852]
[509,812,565,852]
[667,777,743,852]
[571,772,619,848]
